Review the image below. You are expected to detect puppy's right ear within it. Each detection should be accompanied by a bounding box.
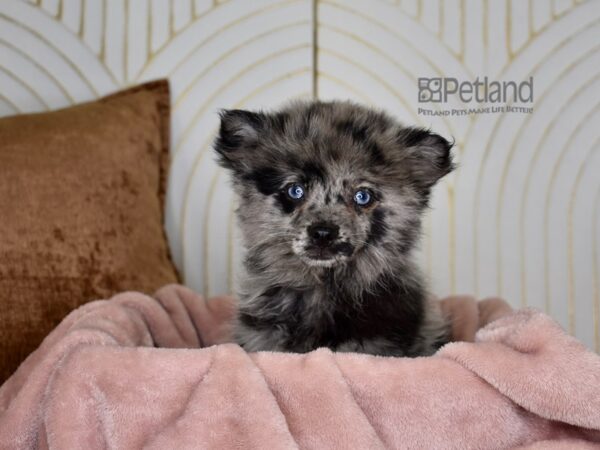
[396,127,455,189]
[214,109,266,172]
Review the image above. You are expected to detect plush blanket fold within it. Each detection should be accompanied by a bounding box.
[0,285,599,449]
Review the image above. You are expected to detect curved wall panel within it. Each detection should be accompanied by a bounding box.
[1,0,598,350]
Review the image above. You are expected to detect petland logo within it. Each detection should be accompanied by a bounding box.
[417,77,534,116]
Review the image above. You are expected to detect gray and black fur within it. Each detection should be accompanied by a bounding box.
[214,100,454,357]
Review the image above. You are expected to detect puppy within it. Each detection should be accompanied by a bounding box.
[214,101,454,356]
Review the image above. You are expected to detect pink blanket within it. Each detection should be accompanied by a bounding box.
[1,285,599,449]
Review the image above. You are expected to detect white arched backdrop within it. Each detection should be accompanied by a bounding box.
[1,0,598,351]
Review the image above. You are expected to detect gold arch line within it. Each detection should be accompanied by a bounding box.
[28,0,120,88]
[168,2,305,80]
[504,0,592,68]
[497,40,600,268]
[48,0,85,40]
[546,104,600,319]
[202,169,220,297]
[471,21,600,295]
[136,0,303,80]
[99,0,106,61]
[77,0,84,38]
[0,37,74,103]
[517,63,600,312]
[320,0,474,79]
[528,99,600,317]
[0,65,49,110]
[551,0,578,21]
[177,54,311,278]
[314,71,371,103]
[145,0,151,61]
[174,43,310,156]
[44,0,118,87]
[0,12,102,96]
[460,0,466,63]
[227,189,237,294]
[527,0,534,42]
[567,133,600,335]
[311,0,317,98]
[482,0,487,57]
[447,183,456,293]
[196,69,311,296]
[124,0,128,83]
[58,0,64,19]
[593,185,600,351]
[324,0,471,74]
[501,47,600,302]
[176,51,312,277]
[438,0,444,42]
[510,0,577,57]
[318,48,420,123]
[457,0,479,61]
[318,23,460,142]
[168,0,174,37]
[459,13,599,174]
[74,0,121,87]
[0,93,19,114]
[462,0,595,299]
[450,0,469,65]
[173,20,309,108]
[36,0,59,18]
[506,0,516,58]
[424,203,433,283]
[323,1,597,291]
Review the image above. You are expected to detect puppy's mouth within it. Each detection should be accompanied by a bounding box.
[299,242,355,267]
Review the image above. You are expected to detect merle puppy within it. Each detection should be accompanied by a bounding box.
[214,100,454,356]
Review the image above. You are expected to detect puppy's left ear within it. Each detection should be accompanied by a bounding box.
[214,109,266,172]
[397,127,455,188]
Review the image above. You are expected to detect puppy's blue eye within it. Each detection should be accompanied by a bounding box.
[287,183,305,200]
[354,189,372,206]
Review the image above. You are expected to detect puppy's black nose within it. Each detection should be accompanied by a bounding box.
[308,223,339,246]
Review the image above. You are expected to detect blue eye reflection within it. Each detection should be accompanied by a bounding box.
[287,183,305,200]
[354,189,372,206]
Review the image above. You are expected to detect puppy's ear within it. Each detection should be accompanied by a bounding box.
[397,127,455,188]
[214,109,266,172]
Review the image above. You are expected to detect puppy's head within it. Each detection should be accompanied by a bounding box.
[215,101,454,270]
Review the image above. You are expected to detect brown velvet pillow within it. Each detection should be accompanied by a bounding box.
[0,80,180,382]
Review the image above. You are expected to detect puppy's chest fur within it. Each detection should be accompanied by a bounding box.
[235,270,447,357]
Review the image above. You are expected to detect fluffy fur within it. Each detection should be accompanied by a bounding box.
[214,100,455,356]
